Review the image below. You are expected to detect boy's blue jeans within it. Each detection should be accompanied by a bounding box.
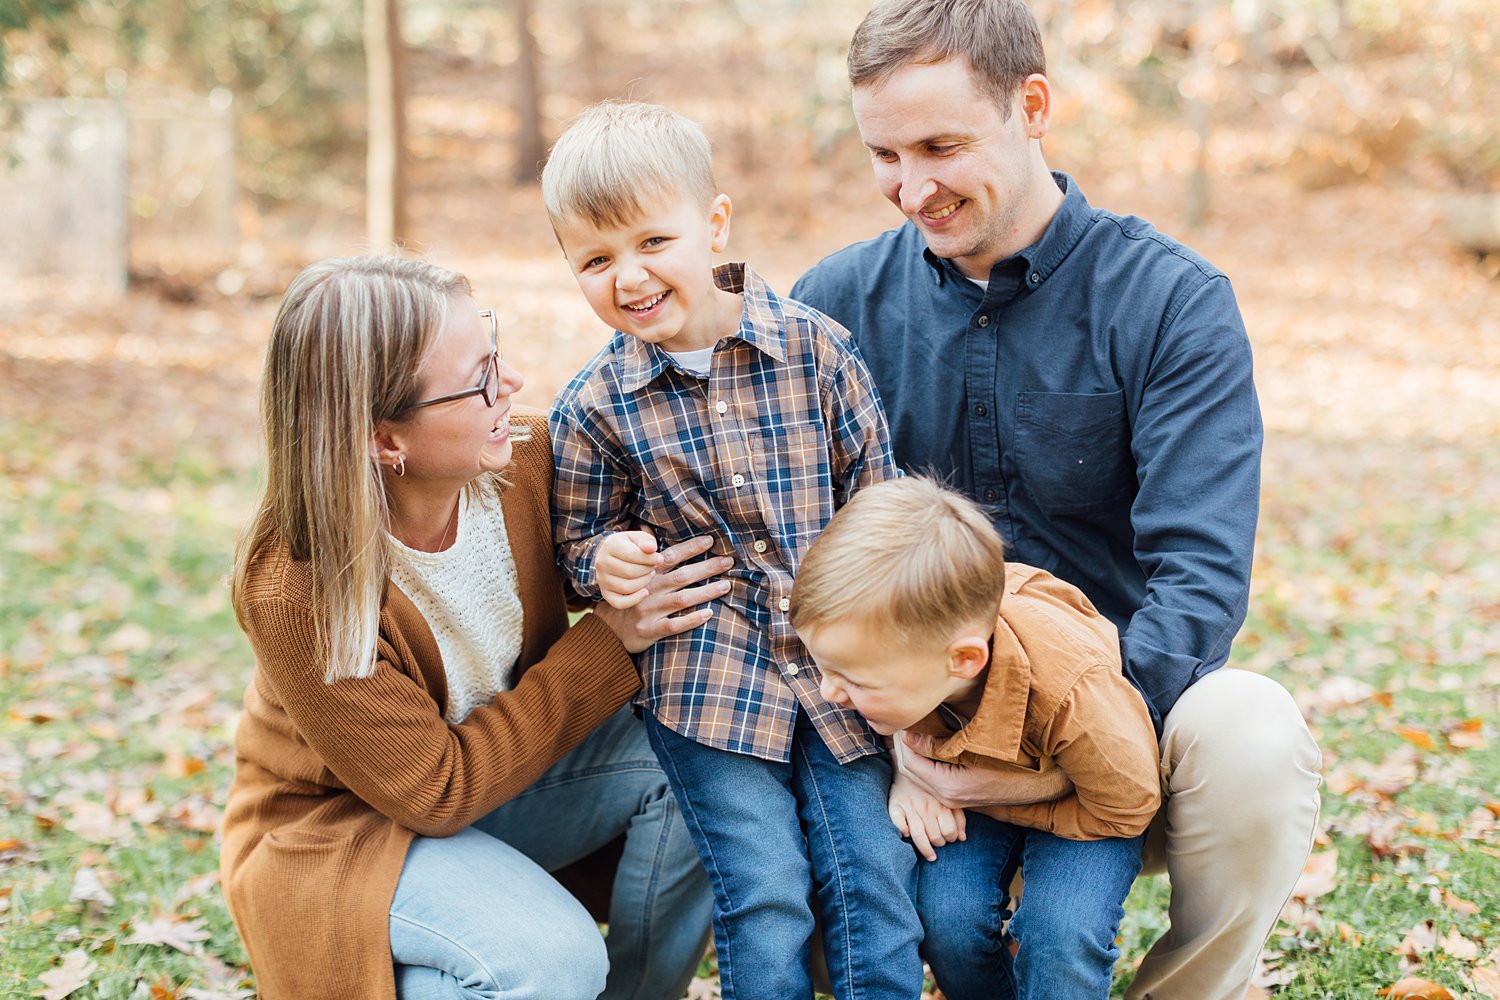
[917,811,1147,1000]
[644,708,924,1000]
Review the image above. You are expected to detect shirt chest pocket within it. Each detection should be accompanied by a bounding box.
[1015,390,1134,516]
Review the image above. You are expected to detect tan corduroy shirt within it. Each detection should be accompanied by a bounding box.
[911,563,1161,841]
[219,408,639,1000]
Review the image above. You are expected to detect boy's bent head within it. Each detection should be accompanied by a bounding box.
[541,101,718,228]
[792,477,1007,734]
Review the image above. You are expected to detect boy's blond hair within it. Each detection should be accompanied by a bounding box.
[541,101,717,228]
[791,476,1007,647]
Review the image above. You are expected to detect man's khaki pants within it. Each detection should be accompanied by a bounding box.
[1124,668,1323,1000]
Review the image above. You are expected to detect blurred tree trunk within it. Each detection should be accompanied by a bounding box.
[514,0,545,183]
[1184,0,1215,229]
[366,0,409,247]
[576,0,606,102]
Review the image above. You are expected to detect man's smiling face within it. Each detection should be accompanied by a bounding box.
[853,57,1047,281]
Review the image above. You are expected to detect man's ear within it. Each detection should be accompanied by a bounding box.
[947,631,991,681]
[1019,73,1052,140]
[709,193,733,253]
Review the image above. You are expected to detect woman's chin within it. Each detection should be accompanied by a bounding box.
[480,439,514,473]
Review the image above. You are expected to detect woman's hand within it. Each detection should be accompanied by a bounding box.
[592,535,732,653]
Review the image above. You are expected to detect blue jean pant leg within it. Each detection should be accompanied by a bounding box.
[915,810,1024,1000]
[1008,829,1147,1000]
[475,706,713,1000]
[917,815,1144,1000]
[390,826,608,1000]
[792,711,924,1000]
[644,711,818,1000]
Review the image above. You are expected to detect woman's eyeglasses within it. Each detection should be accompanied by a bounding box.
[407,309,501,410]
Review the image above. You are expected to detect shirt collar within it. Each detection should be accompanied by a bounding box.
[616,261,787,393]
[926,614,1032,763]
[920,171,1094,291]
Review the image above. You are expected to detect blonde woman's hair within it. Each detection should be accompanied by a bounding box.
[791,477,1007,647]
[232,255,472,683]
[541,100,717,228]
[848,0,1046,114]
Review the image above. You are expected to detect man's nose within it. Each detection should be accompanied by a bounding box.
[899,166,939,216]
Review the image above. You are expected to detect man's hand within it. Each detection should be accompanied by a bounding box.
[596,530,663,609]
[593,536,733,653]
[897,730,1074,809]
[888,769,966,862]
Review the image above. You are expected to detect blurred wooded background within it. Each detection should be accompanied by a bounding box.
[2,3,1498,999]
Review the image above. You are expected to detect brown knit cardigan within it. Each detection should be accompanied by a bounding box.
[220,408,639,1000]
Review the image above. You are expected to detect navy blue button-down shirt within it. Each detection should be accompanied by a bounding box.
[792,173,1263,731]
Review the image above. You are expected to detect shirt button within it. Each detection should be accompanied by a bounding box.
[731,473,745,487]
[786,662,801,676]
[974,403,988,417]
[778,597,790,612]
[1029,272,1041,285]
[753,539,768,553]
[983,488,998,502]
[976,314,990,328]
[715,400,728,414]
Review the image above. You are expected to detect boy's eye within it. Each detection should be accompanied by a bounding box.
[642,236,667,249]
[583,256,608,270]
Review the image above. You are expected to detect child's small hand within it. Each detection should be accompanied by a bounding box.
[596,530,663,609]
[888,770,967,862]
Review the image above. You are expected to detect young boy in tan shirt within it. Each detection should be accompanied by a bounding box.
[791,476,1161,1000]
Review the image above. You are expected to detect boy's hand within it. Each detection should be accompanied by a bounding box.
[888,769,966,862]
[593,535,732,653]
[596,530,663,609]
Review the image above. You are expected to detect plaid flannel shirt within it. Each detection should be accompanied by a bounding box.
[550,263,897,763]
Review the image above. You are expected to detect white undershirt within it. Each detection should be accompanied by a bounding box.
[388,489,524,723]
[664,346,715,377]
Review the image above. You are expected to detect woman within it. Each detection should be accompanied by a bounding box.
[221,256,723,1000]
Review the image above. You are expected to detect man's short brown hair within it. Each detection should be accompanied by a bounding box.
[847,0,1046,114]
[791,476,1007,647]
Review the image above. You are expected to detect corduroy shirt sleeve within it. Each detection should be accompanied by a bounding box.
[997,662,1161,840]
[240,596,638,838]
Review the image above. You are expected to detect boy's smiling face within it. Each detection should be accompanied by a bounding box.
[798,616,992,736]
[554,190,740,354]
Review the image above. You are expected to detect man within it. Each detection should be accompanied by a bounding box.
[790,1,1322,997]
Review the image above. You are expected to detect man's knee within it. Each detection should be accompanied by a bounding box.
[1164,668,1321,791]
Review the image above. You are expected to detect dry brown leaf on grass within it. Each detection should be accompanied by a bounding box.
[1377,978,1456,999]
[1467,964,1500,1000]
[1438,889,1480,916]
[1438,926,1480,960]
[1444,718,1486,750]
[1397,920,1438,959]
[1396,726,1439,753]
[123,915,210,955]
[1291,848,1338,901]
[34,949,95,1000]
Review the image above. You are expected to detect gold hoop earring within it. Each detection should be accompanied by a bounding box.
[393,455,406,478]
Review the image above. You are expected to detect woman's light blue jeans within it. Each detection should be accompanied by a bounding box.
[917,811,1146,1000]
[388,706,712,1000]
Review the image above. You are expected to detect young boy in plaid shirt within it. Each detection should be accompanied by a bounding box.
[544,101,924,999]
